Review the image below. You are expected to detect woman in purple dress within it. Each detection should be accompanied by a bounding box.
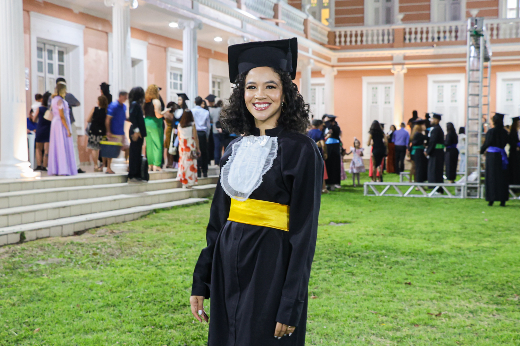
[47,83,77,176]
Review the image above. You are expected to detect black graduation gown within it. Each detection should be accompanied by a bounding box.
[509,130,520,185]
[412,132,427,182]
[426,124,445,183]
[444,131,459,181]
[192,126,323,346]
[481,127,509,202]
[325,123,341,185]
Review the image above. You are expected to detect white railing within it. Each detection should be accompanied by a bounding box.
[334,25,394,45]
[486,18,520,39]
[280,2,305,33]
[309,17,329,44]
[403,21,466,42]
[333,18,520,47]
[245,0,275,19]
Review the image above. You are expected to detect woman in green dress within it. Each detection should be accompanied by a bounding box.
[144,84,164,171]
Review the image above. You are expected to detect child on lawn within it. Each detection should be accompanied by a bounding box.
[347,138,365,186]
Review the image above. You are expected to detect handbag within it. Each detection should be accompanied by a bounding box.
[43,106,53,121]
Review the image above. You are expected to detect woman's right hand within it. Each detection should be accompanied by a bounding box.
[190,295,208,323]
[67,130,72,137]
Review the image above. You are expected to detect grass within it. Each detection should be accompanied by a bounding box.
[1,172,519,345]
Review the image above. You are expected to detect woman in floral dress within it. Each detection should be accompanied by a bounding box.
[177,109,200,188]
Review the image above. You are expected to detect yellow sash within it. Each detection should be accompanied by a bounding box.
[228,198,290,232]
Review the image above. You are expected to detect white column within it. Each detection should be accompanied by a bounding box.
[300,59,314,105]
[106,0,134,173]
[321,67,337,115]
[391,64,407,126]
[109,0,132,95]
[0,0,37,179]
[179,20,202,108]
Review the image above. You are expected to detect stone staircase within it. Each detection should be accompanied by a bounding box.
[0,168,219,246]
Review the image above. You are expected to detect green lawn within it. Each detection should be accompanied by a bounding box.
[1,172,519,345]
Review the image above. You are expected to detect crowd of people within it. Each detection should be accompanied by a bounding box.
[27,79,84,176]
[26,81,231,188]
[302,107,520,207]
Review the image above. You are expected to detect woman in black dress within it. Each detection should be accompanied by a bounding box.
[190,38,322,346]
[509,116,520,185]
[33,91,52,171]
[324,114,342,189]
[86,95,108,171]
[128,87,147,181]
[444,122,459,183]
[367,120,387,182]
[480,113,509,206]
[411,119,428,182]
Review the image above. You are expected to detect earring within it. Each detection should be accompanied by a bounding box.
[281,102,286,113]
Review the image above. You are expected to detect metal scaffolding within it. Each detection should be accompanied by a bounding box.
[363,17,496,199]
[463,17,491,198]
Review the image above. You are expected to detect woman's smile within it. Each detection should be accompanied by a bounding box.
[253,102,271,111]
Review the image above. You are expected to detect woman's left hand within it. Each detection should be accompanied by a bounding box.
[274,322,296,339]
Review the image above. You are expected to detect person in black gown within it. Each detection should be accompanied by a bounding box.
[411,119,428,182]
[426,113,445,185]
[424,113,432,144]
[324,114,342,189]
[127,87,147,182]
[367,120,387,182]
[190,38,323,346]
[444,122,459,183]
[508,116,520,186]
[481,113,510,206]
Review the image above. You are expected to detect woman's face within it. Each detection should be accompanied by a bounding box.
[178,97,183,106]
[244,66,284,127]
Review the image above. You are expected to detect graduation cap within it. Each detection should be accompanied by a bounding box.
[511,116,520,122]
[177,93,189,101]
[432,113,442,120]
[493,112,505,122]
[228,38,298,82]
[414,119,426,125]
[326,114,337,119]
[380,123,385,128]
[205,94,216,103]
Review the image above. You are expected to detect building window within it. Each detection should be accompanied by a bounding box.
[36,42,67,94]
[212,77,222,98]
[506,0,520,18]
[169,68,183,101]
[366,0,395,26]
[305,0,331,25]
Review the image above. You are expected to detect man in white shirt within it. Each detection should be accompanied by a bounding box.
[192,96,211,177]
[31,94,42,114]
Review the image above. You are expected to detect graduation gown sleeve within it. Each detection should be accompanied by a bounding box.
[191,175,231,298]
[276,138,323,327]
[480,130,492,154]
[426,126,441,156]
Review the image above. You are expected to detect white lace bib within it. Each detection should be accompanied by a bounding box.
[221,136,278,201]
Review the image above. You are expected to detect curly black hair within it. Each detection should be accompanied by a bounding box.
[220,69,310,135]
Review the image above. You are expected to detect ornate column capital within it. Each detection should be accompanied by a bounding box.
[321,66,337,76]
[391,65,407,74]
[104,0,138,8]
[178,19,203,31]
[300,59,315,69]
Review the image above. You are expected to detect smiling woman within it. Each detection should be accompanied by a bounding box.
[220,40,310,136]
[190,38,324,346]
